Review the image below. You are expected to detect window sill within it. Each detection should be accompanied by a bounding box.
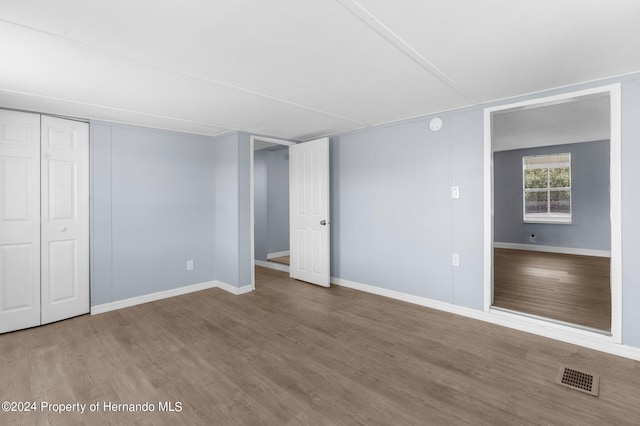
[523,220,572,225]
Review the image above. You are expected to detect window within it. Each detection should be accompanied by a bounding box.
[523,153,571,223]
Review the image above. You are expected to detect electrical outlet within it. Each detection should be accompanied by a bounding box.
[452,253,460,267]
[529,234,536,243]
[186,259,194,271]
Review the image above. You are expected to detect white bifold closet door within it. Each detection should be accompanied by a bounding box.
[0,110,41,333]
[0,110,89,334]
[40,115,89,325]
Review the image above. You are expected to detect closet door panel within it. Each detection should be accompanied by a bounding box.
[41,116,89,325]
[0,110,41,333]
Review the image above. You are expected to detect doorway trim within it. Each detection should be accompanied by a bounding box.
[483,83,622,344]
[249,135,297,290]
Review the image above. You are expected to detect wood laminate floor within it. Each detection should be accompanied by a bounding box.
[1,266,638,425]
[493,248,611,331]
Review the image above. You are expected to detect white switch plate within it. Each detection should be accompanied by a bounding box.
[186,259,194,271]
[452,253,460,267]
[451,186,460,199]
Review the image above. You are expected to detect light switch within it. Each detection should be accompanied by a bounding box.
[451,186,460,199]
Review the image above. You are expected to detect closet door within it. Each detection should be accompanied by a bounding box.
[0,110,41,334]
[40,116,89,324]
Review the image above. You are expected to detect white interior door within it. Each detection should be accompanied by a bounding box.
[289,137,330,287]
[0,110,41,333]
[40,116,89,324]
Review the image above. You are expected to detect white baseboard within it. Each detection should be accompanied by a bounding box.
[267,250,290,259]
[331,276,487,321]
[330,276,640,361]
[91,280,253,315]
[255,259,290,273]
[215,280,254,296]
[91,281,217,315]
[493,242,611,258]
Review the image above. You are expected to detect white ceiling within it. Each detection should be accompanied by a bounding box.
[492,93,611,151]
[1,1,638,140]
[253,139,290,151]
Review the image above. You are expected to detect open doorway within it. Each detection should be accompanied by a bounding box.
[250,136,296,289]
[484,85,622,341]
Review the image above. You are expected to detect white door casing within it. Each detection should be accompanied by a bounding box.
[289,137,330,287]
[40,116,90,324]
[484,84,622,345]
[0,110,41,333]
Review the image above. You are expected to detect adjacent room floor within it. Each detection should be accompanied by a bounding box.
[493,248,611,332]
[1,266,637,425]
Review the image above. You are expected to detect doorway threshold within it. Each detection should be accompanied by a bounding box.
[491,306,612,337]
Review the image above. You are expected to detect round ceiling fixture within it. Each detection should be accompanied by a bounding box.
[429,117,443,131]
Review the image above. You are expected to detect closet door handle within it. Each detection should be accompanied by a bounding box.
[58,226,67,232]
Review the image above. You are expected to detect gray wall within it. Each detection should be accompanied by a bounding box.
[213,132,240,287]
[237,132,252,288]
[91,122,216,306]
[494,141,611,250]
[254,146,290,261]
[621,77,640,348]
[212,130,252,288]
[91,125,251,306]
[330,109,484,309]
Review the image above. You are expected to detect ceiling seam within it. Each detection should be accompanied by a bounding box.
[0,18,369,128]
[0,87,251,135]
[335,0,481,105]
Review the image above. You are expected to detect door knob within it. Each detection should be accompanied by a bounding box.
[59,226,67,232]
[320,220,327,226]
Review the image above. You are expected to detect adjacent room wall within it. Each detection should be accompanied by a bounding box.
[493,140,611,251]
[267,147,290,256]
[253,149,269,261]
[91,122,216,306]
[253,146,290,261]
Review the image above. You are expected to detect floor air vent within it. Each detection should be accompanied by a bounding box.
[555,366,599,396]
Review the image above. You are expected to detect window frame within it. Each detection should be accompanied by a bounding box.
[522,153,572,224]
